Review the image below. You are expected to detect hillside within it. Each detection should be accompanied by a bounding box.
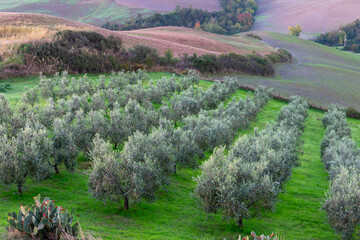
[0,72,345,239]
[0,0,220,26]
[222,31,360,110]
[0,12,276,57]
[252,0,360,39]
[116,0,221,12]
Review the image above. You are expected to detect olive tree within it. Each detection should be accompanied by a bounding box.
[0,135,25,193]
[108,103,129,148]
[194,147,278,227]
[322,167,360,239]
[52,118,78,173]
[0,122,53,193]
[121,128,175,185]
[88,135,160,210]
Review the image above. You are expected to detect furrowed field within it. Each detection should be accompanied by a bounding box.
[1,71,360,239]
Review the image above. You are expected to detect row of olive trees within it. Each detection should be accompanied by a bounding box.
[194,96,309,228]
[321,105,360,239]
[87,86,271,210]
[0,71,201,193]
[0,70,243,194]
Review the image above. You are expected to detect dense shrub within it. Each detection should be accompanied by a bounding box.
[0,82,11,92]
[180,52,278,76]
[266,49,293,64]
[6,28,288,78]
[19,31,125,74]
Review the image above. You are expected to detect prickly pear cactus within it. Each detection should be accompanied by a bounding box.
[239,232,279,240]
[6,194,80,240]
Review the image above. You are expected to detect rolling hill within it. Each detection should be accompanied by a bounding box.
[222,31,360,110]
[252,0,360,39]
[0,12,276,57]
[3,12,360,112]
[0,0,220,26]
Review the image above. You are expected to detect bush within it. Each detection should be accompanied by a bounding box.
[129,45,159,68]
[6,194,80,240]
[0,83,11,92]
[19,31,124,74]
[346,106,360,119]
[246,33,262,40]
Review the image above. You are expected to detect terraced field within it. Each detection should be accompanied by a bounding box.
[223,31,360,110]
[2,73,360,239]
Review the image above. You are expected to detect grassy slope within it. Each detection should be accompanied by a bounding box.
[1,73,354,239]
[226,31,360,111]
[0,0,154,26]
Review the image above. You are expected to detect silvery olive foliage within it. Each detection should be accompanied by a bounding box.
[123,99,159,135]
[121,128,176,185]
[21,87,38,107]
[0,135,25,193]
[90,90,106,111]
[195,96,308,227]
[323,167,360,239]
[88,134,160,210]
[0,121,54,193]
[162,78,239,124]
[321,106,360,239]
[52,118,78,173]
[88,78,269,210]
[2,70,196,193]
[0,94,13,126]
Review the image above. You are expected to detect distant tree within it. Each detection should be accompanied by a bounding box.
[194,22,201,30]
[288,25,302,37]
[339,30,347,46]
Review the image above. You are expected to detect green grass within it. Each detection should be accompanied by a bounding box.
[2,73,359,239]
[243,109,337,239]
[1,72,176,106]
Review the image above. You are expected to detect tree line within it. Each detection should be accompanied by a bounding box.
[314,19,360,53]
[102,0,257,35]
